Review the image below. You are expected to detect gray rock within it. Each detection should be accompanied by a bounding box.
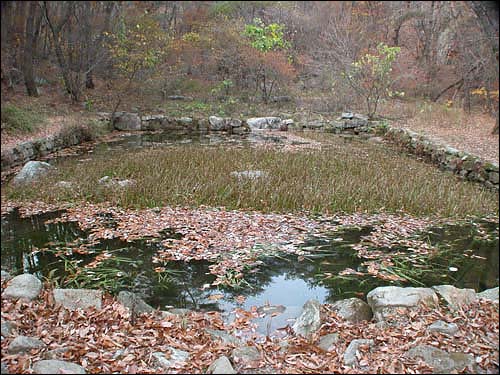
[167,308,191,316]
[1,362,8,374]
[152,348,189,369]
[231,346,261,363]
[343,339,374,366]
[432,285,477,310]
[159,311,176,319]
[208,116,242,131]
[477,287,499,302]
[207,356,236,374]
[53,289,102,311]
[205,328,242,346]
[1,270,12,282]
[12,161,53,185]
[98,175,111,184]
[117,291,154,315]
[246,117,282,130]
[55,181,73,188]
[428,320,459,335]
[98,176,135,188]
[366,286,439,322]
[32,360,86,374]
[445,146,460,155]
[3,273,42,301]
[8,336,46,354]
[318,333,340,351]
[177,117,193,127]
[209,116,227,131]
[116,179,135,188]
[489,171,499,184]
[230,170,268,180]
[330,298,373,323]
[406,345,476,374]
[113,112,141,131]
[1,319,16,337]
[292,299,321,338]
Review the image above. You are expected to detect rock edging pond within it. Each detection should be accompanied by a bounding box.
[2,111,497,192]
[1,272,498,374]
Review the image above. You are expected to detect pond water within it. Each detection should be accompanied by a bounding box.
[2,131,498,335]
[2,207,498,334]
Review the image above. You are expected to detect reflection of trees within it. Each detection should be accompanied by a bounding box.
[3,210,497,311]
[1,209,85,274]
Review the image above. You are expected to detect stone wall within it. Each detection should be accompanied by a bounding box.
[2,112,498,193]
[1,126,95,172]
[382,126,499,191]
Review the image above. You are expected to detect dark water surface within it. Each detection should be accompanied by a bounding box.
[1,208,498,333]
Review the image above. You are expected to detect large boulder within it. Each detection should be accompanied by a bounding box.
[152,348,189,369]
[205,328,242,346]
[3,274,42,301]
[427,320,459,335]
[406,345,476,373]
[113,112,141,131]
[431,285,476,310]
[330,298,373,323]
[366,286,439,322]
[53,289,102,311]
[1,270,12,282]
[246,117,282,130]
[230,170,268,180]
[292,299,321,338]
[12,161,53,185]
[8,336,46,354]
[1,319,16,337]
[32,360,86,374]
[318,333,340,351]
[207,356,236,374]
[340,112,369,127]
[477,286,499,302]
[208,116,242,131]
[343,339,374,366]
[117,291,154,315]
[231,346,261,364]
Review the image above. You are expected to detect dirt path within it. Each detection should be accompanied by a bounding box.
[396,113,499,164]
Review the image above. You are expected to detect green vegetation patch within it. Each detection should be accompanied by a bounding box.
[0,104,45,134]
[4,135,497,217]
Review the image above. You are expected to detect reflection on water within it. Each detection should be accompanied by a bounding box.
[2,208,498,336]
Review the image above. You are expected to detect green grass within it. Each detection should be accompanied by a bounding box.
[0,104,45,134]
[4,134,498,217]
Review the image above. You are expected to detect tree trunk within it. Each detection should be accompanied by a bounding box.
[42,1,81,102]
[22,1,39,97]
[467,1,499,134]
[492,114,499,135]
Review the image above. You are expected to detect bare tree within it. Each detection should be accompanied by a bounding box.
[22,1,43,96]
[467,1,499,134]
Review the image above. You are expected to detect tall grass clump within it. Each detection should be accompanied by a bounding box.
[4,138,498,217]
[1,104,44,134]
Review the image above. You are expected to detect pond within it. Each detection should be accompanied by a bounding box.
[1,130,498,335]
[1,207,498,335]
